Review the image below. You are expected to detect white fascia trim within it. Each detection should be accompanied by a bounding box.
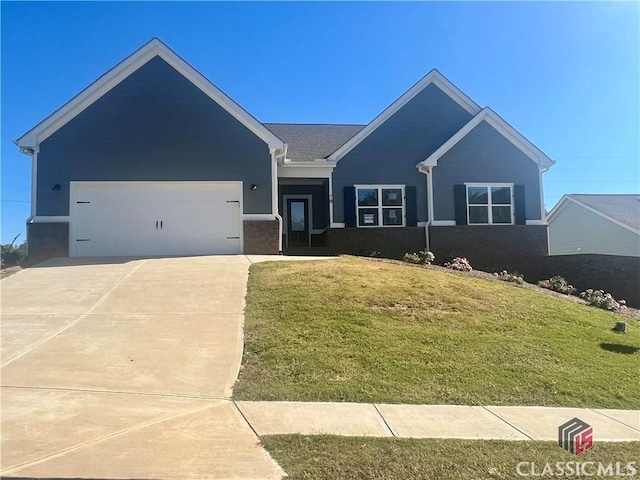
[30,216,71,223]
[417,107,555,170]
[331,222,345,228]
[278,164,334,179]
[16,38,285,151]
[547,195,640,235]
[417,221,428,227]
[545,195,570,224]
[526,220,547,225]
[327,70,481,162]
[431,220,456,226]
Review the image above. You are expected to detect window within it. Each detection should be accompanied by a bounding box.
[356,185,405,227]
[466,184,514,225]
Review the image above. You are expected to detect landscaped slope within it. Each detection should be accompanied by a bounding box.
[234,258,639,408]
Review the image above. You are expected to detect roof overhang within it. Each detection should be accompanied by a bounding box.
[15,38,285,152]
[327,69,482,162]
[278,159,337,179]
[547,194,640,235]
[417,107,555,171]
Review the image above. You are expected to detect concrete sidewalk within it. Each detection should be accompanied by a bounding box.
[236,401,640,441]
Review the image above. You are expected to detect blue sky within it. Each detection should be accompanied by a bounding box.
[1,1,638,244]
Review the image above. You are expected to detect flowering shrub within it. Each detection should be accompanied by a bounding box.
[444,257,472,272]
[494,270,526,285]
[538,276,576,295]
[402,250,435,265]
[579,289,627,312]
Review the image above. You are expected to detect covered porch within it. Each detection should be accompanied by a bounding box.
[278,177,331,254]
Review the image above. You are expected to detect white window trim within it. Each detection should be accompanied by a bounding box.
[354,184,406,228]
[465,183,514,225]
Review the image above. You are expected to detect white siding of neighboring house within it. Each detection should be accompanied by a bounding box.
[549,201,640,257]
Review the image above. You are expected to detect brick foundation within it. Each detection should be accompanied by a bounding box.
[27,222,69,264]
[514,254,640,308]
[244,220,280,255]
[327,227,426,259]
[428,225,549,271]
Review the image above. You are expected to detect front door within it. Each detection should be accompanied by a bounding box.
[286,198,310,247]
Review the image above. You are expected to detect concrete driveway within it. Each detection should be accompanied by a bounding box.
[1,255,295,479]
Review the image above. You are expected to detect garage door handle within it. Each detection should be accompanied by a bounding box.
[76,239,90,242]
[76,201,90,204]
[226,200,240,204]
[156,221,159,230]
[160,221,163,229]
[227,236,240,240]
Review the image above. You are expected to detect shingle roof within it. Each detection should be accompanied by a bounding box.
[264,123,365,162]
[571,194,640,231]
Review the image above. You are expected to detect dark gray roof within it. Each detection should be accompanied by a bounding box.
[571,194,640,231]
[264,123,365,162]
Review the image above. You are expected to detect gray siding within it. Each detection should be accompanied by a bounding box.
[432,120,542,221]
[332,83,473,223]
[37,56,272,216]
[549,201,640,257]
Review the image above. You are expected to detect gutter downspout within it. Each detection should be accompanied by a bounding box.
[16,143,37,257]
[271,145,288,254]
[418,164,433,252]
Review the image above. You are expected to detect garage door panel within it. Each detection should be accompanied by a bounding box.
[70,182,243,257]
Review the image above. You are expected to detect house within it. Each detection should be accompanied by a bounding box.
[16,38,555,262]
[547,194,640,257]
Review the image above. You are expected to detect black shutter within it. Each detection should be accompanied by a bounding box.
[405,186,417,227]
[514,184,526,225]
[454,184,468,225]
[344,186,357,228]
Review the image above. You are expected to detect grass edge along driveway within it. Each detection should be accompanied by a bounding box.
[234,257,639,409]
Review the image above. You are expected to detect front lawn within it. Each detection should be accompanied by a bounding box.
[261,435,639,480]
[233,257,639,408]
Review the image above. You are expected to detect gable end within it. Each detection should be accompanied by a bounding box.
[16,38,284,151]
[327,69,481,162]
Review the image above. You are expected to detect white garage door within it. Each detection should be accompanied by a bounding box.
[70,182,242,257]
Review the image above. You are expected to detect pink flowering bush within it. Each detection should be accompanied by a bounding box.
[579,289,627,312]
[444,257,472,272]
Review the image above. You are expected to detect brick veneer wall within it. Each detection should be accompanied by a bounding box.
[429,226,639,307]
[516,254,640,308]
[327,227,426,259]
[428,225,549,271]
[27,222,69,264]
[243,220,280,255]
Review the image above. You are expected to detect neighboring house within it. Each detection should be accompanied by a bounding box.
[16,38,555,262]
[547,194,640,257]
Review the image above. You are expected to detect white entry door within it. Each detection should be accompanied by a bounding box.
[70,182,243,257]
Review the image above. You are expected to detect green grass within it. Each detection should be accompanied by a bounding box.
[261,435,639,480]
[233,257,639,408]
